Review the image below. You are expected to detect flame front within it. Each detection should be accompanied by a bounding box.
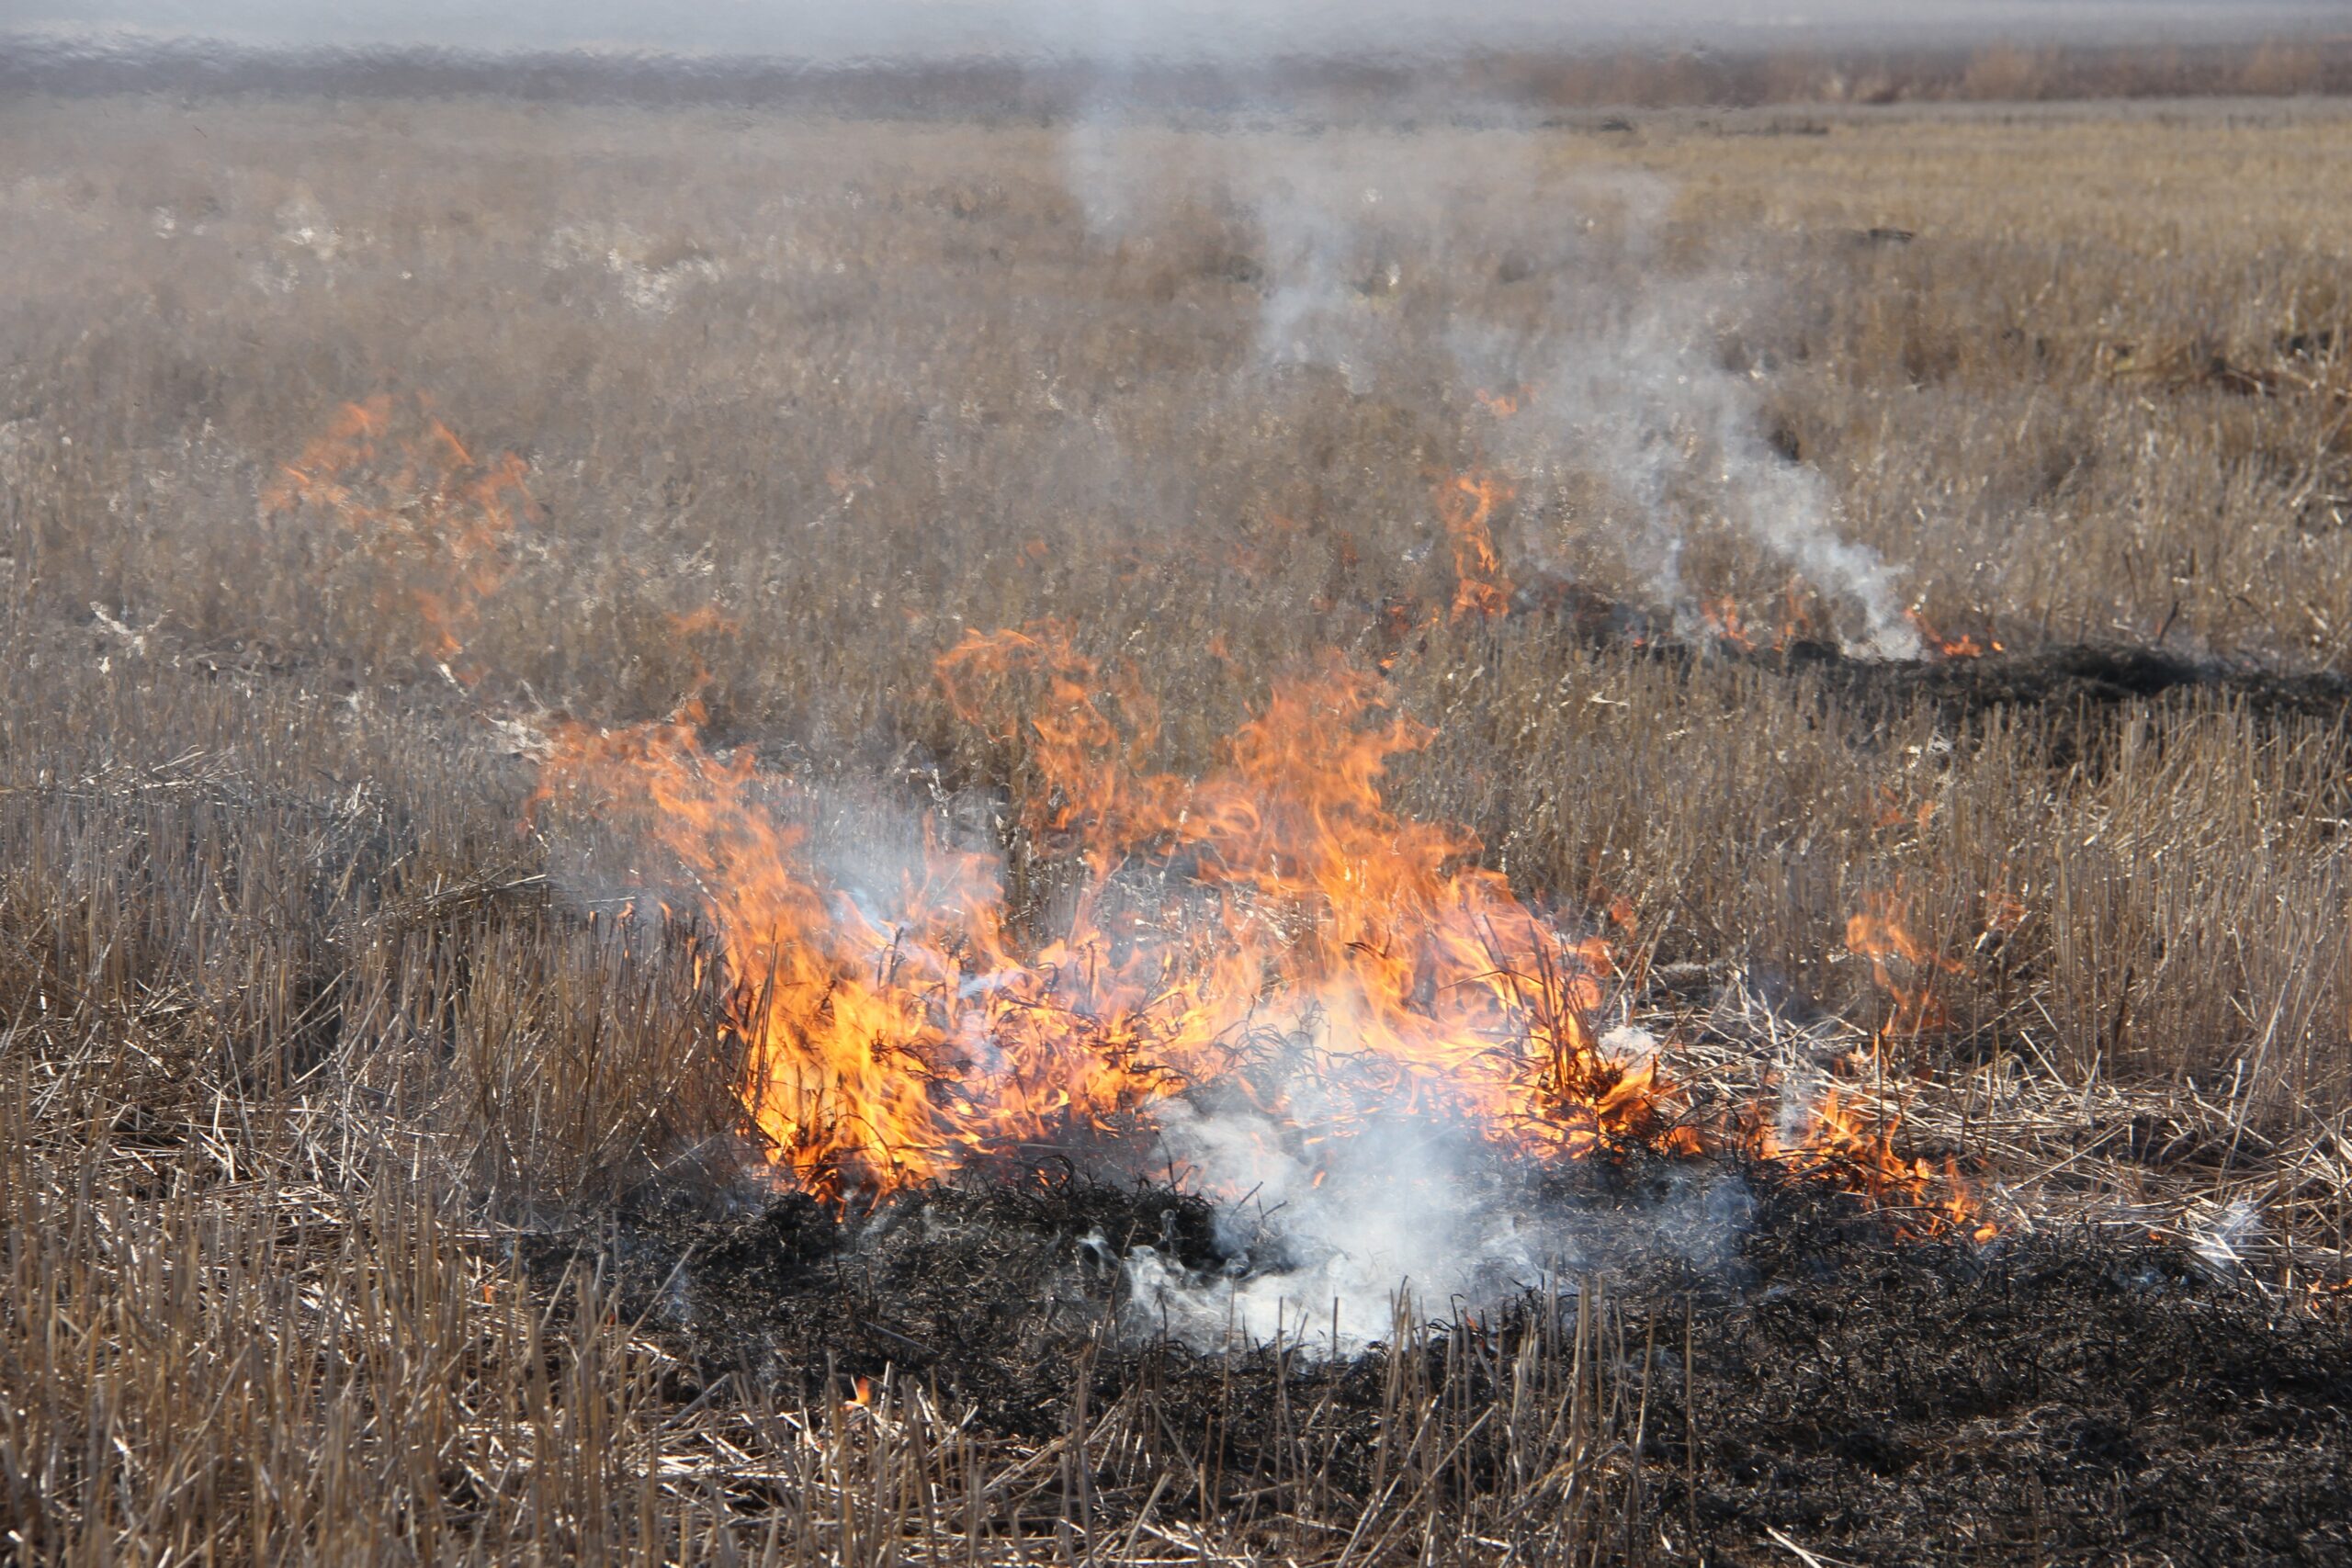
[529,628,1989,1234]
[263,392,532,682]
[1847,887,1965,1038]
[534,624,1690,1201]
[274,397,1996,1239]
[1437,469,1515,623]
[1905,606,2002,660]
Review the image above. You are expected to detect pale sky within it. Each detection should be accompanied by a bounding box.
[9,2,2347,62]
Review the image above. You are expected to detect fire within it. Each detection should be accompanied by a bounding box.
[1905,607,2002,660]
[533,623,1695,1201]
[262,392,533,682]
[1979,886,2027,944]
[1472,385,1528,418]
[264,397,2001,1247]
[1846,888,1963,1038]
[1732,886,1996,1241]
[1744,1077,1993,1242]
[1699,594,1755,651]
[1702,583,1815,654]
[933,622,1702,1163]
[1436,469,1515,622]
[1752,1086,1913,1214]
[532,618,1994,1235]
[1871,785,1938,835]
[1720,881,1998,1243]
[668,605,741,640]
[530,695,1048,1201]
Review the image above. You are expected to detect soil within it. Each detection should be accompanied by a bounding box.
[1775,638,2352,736]
[532,1156,2352,1565]
[514,617,2352,1562]
[1507,577,2352,759]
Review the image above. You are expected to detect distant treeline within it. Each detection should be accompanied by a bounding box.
[4,33,2352,115]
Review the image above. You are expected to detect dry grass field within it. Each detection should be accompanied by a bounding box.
[7,80,2352,1562]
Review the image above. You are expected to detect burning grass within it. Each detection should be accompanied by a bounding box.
[7,87,2352,1562]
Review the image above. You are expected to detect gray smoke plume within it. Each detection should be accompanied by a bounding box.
[1121,1023,1750,1358]
[21,3,2346,61]
[1498,198,1923,657]
[1124,1090,1576,1356]
[1067,125,1922,654]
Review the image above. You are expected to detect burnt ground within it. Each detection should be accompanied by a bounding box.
[1424,592,2352,813]
[1779,638,2352,739]
[1519,578,2352,744]
[526,1156,2352,1565]
[506,620,2352,1562]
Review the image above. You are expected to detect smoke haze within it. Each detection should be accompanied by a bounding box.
[15,2,2348,62]
[1124,1027,1752,1356]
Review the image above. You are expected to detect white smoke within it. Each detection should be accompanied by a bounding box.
[1245,147,1437,391]
[2189,1195,2264,1277]
[1506,231,1921,657]
[1121,1021,1748,1358]
[1065,122,1922,657]
[1124,1093,1573,1356]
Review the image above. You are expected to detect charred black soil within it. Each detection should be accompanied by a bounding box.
[1785,639,2352,735]
[1511,576,2352,758]
[530,1160,2352,1564]
[498,616,2352,1562]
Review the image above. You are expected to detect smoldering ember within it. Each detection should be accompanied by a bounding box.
[8,17,2352,1567]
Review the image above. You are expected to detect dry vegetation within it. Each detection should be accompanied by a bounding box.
[6,85,2352,1561]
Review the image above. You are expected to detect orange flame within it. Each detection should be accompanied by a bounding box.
[1699,594,1754,651]
[1981,886,2027,939]
[530,622,1991,1234]
[667,605,741,640]
[1702,585,1815,654]
[1436,469,1515,623]
[1871,786,1938,835]
[263,394,533,682]
[1846,888,1963,1038]
[1473,385,1528,419]
[1905,607,2002,660]
[534,624,1693,1202]
[1746,1080,1993,1242]
[1724,886,1994,1240]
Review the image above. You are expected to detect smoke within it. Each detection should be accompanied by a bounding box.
[18,3,2347,62]
[1066,118,1923,655]
[1253,174,1394,392]
[1125,1088,1564,1356]
[1123,1022,1748,1358]
[1500,224,1923,657]
[534,747,1010,972]
[2190,1195,2265,1277]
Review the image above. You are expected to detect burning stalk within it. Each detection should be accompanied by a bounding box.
[1905,605,2003,660]
[1730,886,1999,1241]
[1846,887,1966,1039]
[277,397,1995,1242]
[526,622,1700,1201]
[261,392,533,684]
[1435,468,1515,623]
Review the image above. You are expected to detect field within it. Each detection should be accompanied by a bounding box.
[6,82,2352,1562]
